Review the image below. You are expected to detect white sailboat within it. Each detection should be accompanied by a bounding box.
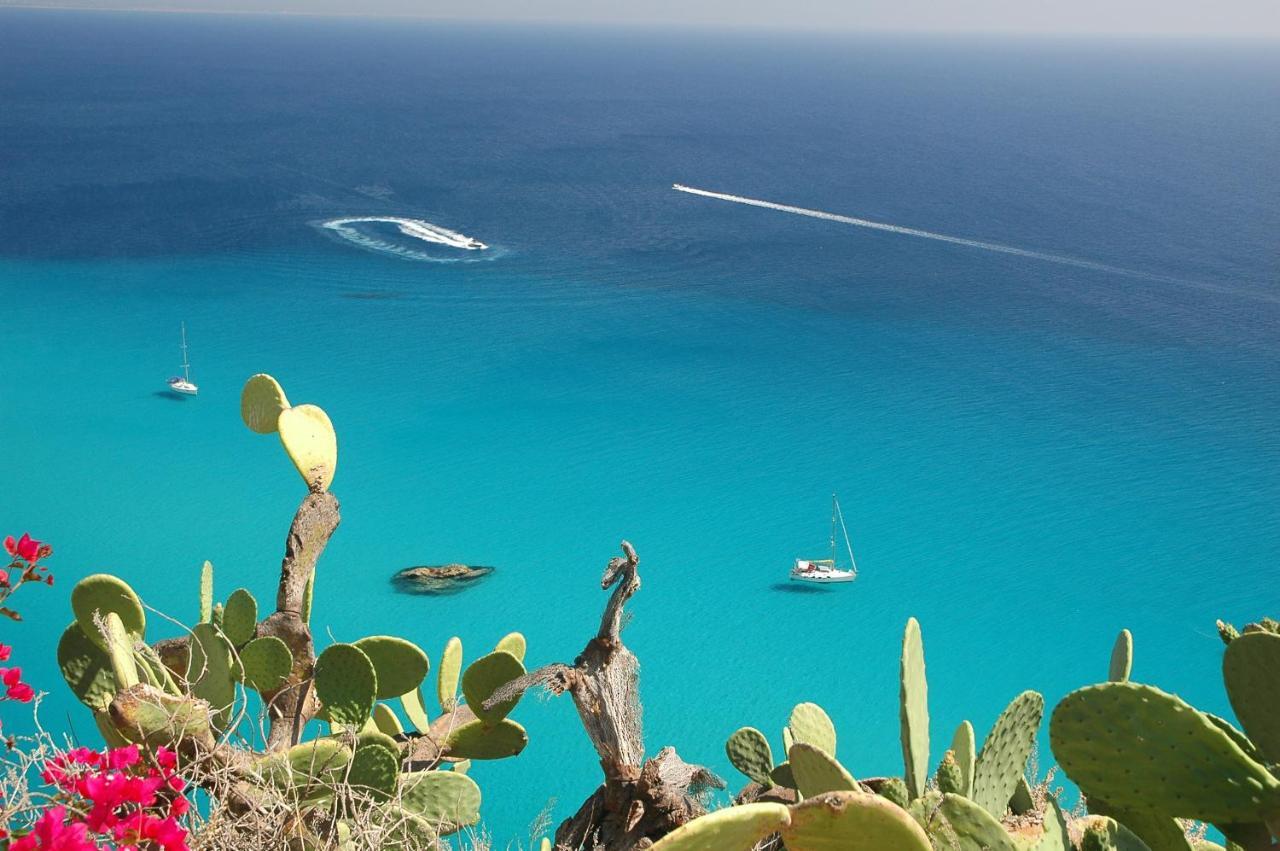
[166,322,198,396]
[790,494,858,584]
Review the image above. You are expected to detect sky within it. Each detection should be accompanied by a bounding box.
[1,0,1277,37]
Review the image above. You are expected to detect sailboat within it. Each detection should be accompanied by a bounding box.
[166,322,198,396]
[790,494,858,584]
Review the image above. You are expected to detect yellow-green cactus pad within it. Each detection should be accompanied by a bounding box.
[972,690,1043,817]
[437,636,463,711]
[461,650,525,724]
[650,802,790,851]
[72,574,146,648]
[933,793,1018,851]
[783,792,934,851]
[400,770,482,833]
[349,735,400,800]
[277,403,337,492]
[241,373,292,434]
[58,622,116,710]
[443,719,528,760]
[950,720,975,798]
[789,702,837,756]
[1223,631,1280,763]
[315,643,377,727]
[222,588,258,647]
[400,685,432,734]
[199,561,213,623]
[789,743,858,798]
[109,684,215,750]
[494,632,526,662]
[372,702,404,736]
[1109,629,1133,682]
[900,617,929,799]
[188,622,237,724]
[354,636,430,700]
[103,612,139,690]
[239,635,293,693]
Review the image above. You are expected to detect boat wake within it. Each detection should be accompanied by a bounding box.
[672,184,1189,286]
[317,216,494,263]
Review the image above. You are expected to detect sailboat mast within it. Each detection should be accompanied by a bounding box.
[835,497,858,577]
[830,493,837,565]
[179,322,191,382]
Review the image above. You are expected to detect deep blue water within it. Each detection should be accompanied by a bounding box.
[1,10,1278,842]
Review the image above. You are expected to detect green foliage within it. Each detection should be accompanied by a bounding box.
[58,621,116,710]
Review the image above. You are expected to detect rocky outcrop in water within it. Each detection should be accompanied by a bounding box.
[391,563,494,595]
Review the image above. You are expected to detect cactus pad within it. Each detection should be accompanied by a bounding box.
[110,684,215,749]
[900,617,929,799]
[461,650,524,724]
[353,636,430,700]
[935,750,963,795]
[58,622,116,710]
[188,622,236,723]
[315,643,377,728]
[284,739,352,789]
[1050,682,1280,823]
[789,702,837,756]
[934,793,1018,851]
[972,690,1043,817]
[301,571,314,625]
[199,561,213,623]
[789,742,858,798]
[72,574,146,648]
[1222,630,1280,763]
[372,702,404,736]
[875,776,910,809]
[241,373,291,434]
[103,612,140,690]
[1109,629,1133,682]
[400,685,432,733]
[782,791,934,851]
[400,770,482,833]
[443,718,528,760]
[239,636,293,693]
[437,637,463,711]
[725,726,774,787]
[494,632,526,662]
[649,802,790,851]
[222,588,258,647]
[349,740,399,799]
[277,403,337,492]
[1077,816,1153,851]
[770,761,797,790]
[951,720,975,798]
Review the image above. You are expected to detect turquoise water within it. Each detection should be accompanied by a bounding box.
[1,11,1277,842]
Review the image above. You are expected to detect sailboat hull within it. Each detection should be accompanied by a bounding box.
[167,377,198,396]
[790,569,856,584]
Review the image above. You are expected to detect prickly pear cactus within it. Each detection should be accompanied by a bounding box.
[443,719,528,760]
[72,574,146,647]
[726,727,774,787]
[950,720,975,798]
[353,636,430,700]
[935,749,963,795]
[1108,629,1133,682]
[790,702,837,756]
[875,776,909,809]
[932,793,1018,851]
[460,650,524,723]
[1222,630,1280,763]
[1078,816,1153,851]
[315,643,377,728]
[399,770,482,832]
[437,636,463,711]
[199,560,214,623]
[58,622,116,711]
[648,801,790,850]
[789,742,858,798]
[239,635,293,693]
[399,686,432,734]
[277,403,338,493]
[971,690,1043,817]
[241,373,291,434]
[900,617,929,799]
[222,588,258,647]
[782,792,934,851]
[1050,682,1280,823]
[494,631,526,662]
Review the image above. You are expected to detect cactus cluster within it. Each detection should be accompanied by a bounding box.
[52,374,534,849]
[1050,621,1277,851]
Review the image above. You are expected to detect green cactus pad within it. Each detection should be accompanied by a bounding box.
[211,602,223,628]
[461,650,524,724]
[935,750,963,795]
[240,635,293,693]
[1090,805,1191,851]
[94,710,130,749]
[494,632,526,662]
[400,685,432,733]
[58,622,116,710]
[648,802,790,851]
[72,574,146,648]
[348,741,399,799]
[315,643,377,728]
[933,793,1018,851]
[443,719,528,760]
[400,770,482,833]
[437,637,462,711]
[277,403,338,493]
[188,622,237,726]
[1008,776,1034,815]
[377,804,438,849]
[1078,816,1153,851]
[900,617,929,799]
[783,791,934,851]
[1222,630,1280,763]
[875,776,910,809]
[725,726,774,787]
[1109,629,1133,682]
[241,373,292,434]
[1203,712,1261,762]
[972,690,1044,817]
[353,636,430,700]
[789,742,858,798]
[1027,797,1072,851]
[199,561,213,623]
[372,703,404,736]
[285,739,352,789]
[783,725,795,753]
[110,684,215,749]
[770,761,797,790]
[789,702,837,756]
[103,612,140,690]
[1050,682,1280,823]
[951,720,975,798]
[301,571,314,625]
[221,588,258,647]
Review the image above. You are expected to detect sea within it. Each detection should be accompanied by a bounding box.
[0,10,1277,844]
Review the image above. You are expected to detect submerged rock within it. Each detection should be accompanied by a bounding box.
[392,563,494,595]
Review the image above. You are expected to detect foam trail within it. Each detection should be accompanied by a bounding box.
[673,184,1179,284]
[321,216,487,251]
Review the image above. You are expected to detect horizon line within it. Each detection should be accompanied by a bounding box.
[2,3,1278,40]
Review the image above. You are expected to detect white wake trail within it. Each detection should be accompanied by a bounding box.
[673,184,1181,285]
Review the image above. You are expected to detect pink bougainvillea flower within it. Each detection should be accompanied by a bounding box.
[4,534,43,564]
[8,806,99,851]
[0,644,10,662]
[2,667,34,702]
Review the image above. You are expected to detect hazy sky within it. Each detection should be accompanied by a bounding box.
[5,0,1278,37]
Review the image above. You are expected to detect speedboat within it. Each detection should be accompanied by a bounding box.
[790,495,859,584]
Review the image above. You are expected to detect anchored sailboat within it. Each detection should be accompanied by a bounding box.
[790,494,858,584]
[166,322,198,397]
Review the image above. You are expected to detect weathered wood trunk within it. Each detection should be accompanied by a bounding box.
[486,542,723,850]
